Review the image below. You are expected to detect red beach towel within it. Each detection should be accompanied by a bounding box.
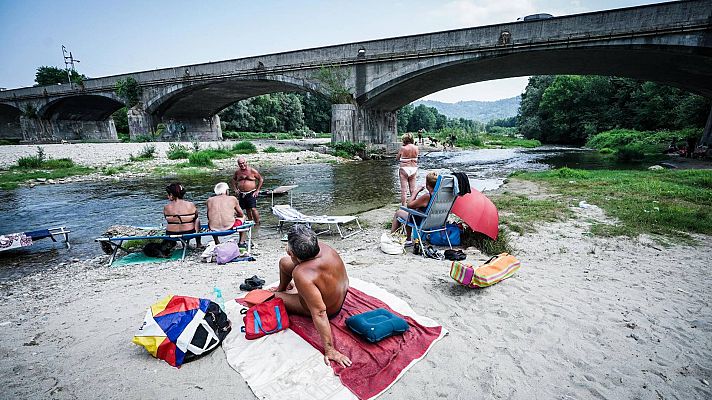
[288,287,443,400]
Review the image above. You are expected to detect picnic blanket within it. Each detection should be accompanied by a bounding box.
[222,278,447,400]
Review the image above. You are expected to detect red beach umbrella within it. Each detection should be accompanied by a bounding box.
[451,190,499,240]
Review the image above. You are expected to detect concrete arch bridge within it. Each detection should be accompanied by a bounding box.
[1,0,711,146]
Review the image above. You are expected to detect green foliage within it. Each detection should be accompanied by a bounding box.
[129,144,155,161]
[460,228,513,256]
[101,166,125,176]
[16,146,45,168]
[514,168,712,239]
[263,146,279,153]
[313,67,353,104]
[0,139,21,145]
[42,158,75,169]
[166,143,190,159]
[332,141,366,158]
[0,166,93,189]
[114,77,143,108]
[518,75,711,144]
[586,128,699,151]
[482,134,540,148]
[35,66,87,86]
[187,151,214,167]
[22,104,38,119]
[112,107,128,135]
[232,141,257,154]
[492,191,573,234]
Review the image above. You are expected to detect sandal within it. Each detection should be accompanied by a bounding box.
[245,275,265,286]
[239,281,262,291]
[425,246,445,260]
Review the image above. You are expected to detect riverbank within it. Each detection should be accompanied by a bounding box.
[0,140,341,189]
[0,176,709,399]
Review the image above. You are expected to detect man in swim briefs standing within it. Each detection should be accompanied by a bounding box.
[231,157,263,225]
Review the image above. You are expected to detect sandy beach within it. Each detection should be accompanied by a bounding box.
[0,174,710,399]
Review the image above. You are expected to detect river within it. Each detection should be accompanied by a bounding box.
[0,146,647,281]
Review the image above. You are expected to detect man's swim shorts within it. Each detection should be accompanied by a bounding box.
[238,190,257,210]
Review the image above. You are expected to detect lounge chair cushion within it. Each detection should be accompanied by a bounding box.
[346,308,409,343]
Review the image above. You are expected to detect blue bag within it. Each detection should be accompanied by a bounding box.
[345,308,409,343]
[426,223,461,246]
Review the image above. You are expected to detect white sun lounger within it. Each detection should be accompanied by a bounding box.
[272,204,363,239]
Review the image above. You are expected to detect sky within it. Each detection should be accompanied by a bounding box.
[0,0,665,103]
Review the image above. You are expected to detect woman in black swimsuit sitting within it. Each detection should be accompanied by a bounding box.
[163,182,202,247]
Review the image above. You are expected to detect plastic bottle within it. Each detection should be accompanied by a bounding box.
[213,287,225,311]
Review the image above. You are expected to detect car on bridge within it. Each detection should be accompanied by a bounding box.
[520,13,554,21]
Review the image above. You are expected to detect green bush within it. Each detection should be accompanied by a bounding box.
[616,143,646,162]
[598,147,615,154]
[232,141,257,154]
[555,167,592,180]
[199,147,233,160]
[263,146,279,153]
[166,143,190,160]
[188,151,214,167]
[332,141,366,158]
[17,155,43,169]
[586,128,700,154]
[130,144,155,161]
[43,158,75,169]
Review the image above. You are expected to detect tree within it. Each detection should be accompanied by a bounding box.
[298,92,331,133]
[35,66,86,86]
[114,77,143,108]
[408,104,437,131]
[396,104,414,133]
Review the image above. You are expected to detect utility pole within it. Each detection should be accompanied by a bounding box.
[62,45,80,87]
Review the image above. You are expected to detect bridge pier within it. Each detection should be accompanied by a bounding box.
[331,104,397,147]
[19,117,117,143]
[128,105,222,141]
[159,115,223,141]
[701,106,712,148]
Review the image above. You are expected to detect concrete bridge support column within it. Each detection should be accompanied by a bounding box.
[127,105,156,140]
[331,104,397,147]
[159,115,223,141]
[701,105,712,148]
[20,117,117,142]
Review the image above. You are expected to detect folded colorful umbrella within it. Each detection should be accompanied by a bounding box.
[132,295,231,367]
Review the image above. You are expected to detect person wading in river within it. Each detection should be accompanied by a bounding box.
[231,157,263,226]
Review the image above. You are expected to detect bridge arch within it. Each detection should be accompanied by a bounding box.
[0,103,23,140]
[38,94,125,121]
[145,76,324,118]
[360,44,712,111]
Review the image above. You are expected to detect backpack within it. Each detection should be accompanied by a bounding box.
[450,253,521,288]
[241,297,290,340]
[426,224,461,246]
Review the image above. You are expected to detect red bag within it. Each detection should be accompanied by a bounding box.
[241,297,290,340]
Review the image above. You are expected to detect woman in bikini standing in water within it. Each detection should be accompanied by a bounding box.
[396,133,419,206]
[163,182,202,247]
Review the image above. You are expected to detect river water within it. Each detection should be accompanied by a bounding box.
[0,146,645,281]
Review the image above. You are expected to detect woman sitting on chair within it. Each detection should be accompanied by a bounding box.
[391,172,438,243]
[164,182,201,247]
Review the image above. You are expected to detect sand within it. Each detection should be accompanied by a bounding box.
[1,175,710,399]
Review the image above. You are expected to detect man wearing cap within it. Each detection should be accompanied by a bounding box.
[206,182,245,244]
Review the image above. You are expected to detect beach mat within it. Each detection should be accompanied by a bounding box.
[112,250,182,267]
[222,278,447,400]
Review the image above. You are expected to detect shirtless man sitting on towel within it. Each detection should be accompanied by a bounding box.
[206,182,245,244]
[231,157,263,225]
[271,224,352,368]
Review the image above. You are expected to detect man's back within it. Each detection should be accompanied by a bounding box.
[294,243,349,316]
[207,195,240,231]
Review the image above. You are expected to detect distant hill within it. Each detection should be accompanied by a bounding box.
[413,96,520,122]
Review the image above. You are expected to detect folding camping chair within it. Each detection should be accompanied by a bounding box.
[398,175,458,256]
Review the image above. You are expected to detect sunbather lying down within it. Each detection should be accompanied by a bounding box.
[270,224,353,368]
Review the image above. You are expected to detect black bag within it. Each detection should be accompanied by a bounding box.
[182,301,232,364]
[444,249,467,261]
